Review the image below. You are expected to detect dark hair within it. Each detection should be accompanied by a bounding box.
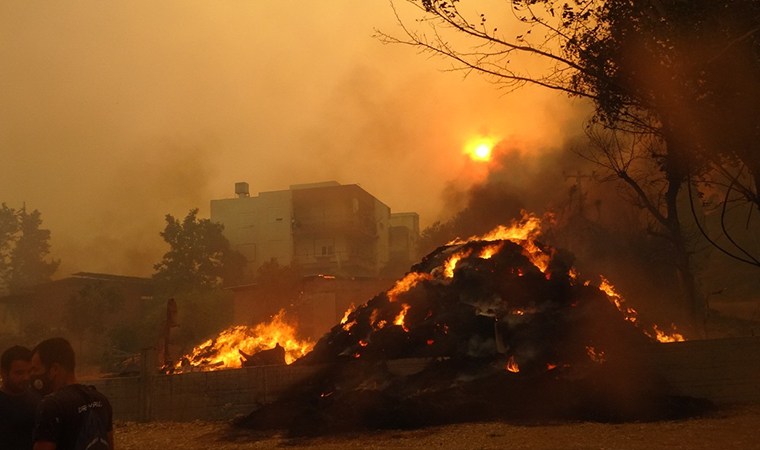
[1,345,33,372]
[33,338,75,373]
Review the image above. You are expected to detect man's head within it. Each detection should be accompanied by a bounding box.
[31,338,75,395]
[1,345,33,394]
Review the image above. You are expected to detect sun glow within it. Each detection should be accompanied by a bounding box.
[465,137,496,162]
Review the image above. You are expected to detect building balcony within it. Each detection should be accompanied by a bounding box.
[292,215,376,239]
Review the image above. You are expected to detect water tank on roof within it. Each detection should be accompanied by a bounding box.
[235,182,250,198]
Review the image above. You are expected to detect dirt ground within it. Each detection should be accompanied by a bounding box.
[115,405,760,450]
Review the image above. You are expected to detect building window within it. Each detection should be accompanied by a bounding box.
[321,245,334,256]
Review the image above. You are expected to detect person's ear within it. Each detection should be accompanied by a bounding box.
[48,362,62,379]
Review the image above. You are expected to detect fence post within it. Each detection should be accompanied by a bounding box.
[138,347,157,422]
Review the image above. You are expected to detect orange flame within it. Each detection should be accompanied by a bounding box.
[177,310,314,371]
[394,303,411,332]
[653,324,686,343]
[598,277,685,343]
[342,320,357,332]
[599,276,639,324]
[449,213,543,245]
[439,214,686,344]
[449,212,553,273]
[443,248,473,278]
[388,272,434,302]
[506,355,520,373]
[340,303,356,325]
[479,242,505,260]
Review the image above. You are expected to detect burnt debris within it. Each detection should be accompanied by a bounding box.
[239,343,286,367]
[237,238,712,435]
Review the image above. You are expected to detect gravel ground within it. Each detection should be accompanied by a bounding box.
[115,405,760,450]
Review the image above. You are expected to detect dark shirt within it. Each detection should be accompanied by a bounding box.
[0,389,40,450]
[33,385,112,450]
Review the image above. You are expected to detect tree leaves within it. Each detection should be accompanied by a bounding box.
[153,208,246,295]
[0,204,59,295]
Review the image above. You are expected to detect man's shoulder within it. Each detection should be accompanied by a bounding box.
[80,384,110,404]
[41,385,87,408]
[0,389,40,408]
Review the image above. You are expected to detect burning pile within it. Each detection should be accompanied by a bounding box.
[238,213,708,435]
[300,213,683,368]
[173,310,314,372]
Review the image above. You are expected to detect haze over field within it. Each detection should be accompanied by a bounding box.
[0,1,583,277]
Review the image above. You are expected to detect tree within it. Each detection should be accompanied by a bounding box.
[0,204,18,292]
[0,205,59,294]
[153,208,246,294]
[578,126,702,318]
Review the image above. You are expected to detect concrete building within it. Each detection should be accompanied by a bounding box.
[211,181,419,278]
[388,212,420,267]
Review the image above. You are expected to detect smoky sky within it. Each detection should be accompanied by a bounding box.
[0,1,583,277]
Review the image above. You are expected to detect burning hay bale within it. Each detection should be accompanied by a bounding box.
[237,214,710,435]
[172,310,314,373]
[239,343,286,367]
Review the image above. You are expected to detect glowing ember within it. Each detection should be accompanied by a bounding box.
[388,272,434,302]
[547,363,557,371]
[369,308,381,324]
[394,303,411,332]
[586,346,606,363]
[506,355,520,373]
[342,320,357,332]
[177,310,314,371]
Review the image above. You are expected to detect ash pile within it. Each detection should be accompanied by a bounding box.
[238,223,711,435]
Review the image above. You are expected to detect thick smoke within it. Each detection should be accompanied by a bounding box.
[424,137,693,325]
[0,1,580,278]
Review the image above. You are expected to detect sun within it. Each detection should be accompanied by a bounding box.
[474,144,491,160]
[465,138,496,162]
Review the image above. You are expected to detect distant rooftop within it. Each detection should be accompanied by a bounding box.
[289,181,341,190]
[71,272,154,285]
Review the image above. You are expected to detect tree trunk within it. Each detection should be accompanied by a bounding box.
[663,137,704,331]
